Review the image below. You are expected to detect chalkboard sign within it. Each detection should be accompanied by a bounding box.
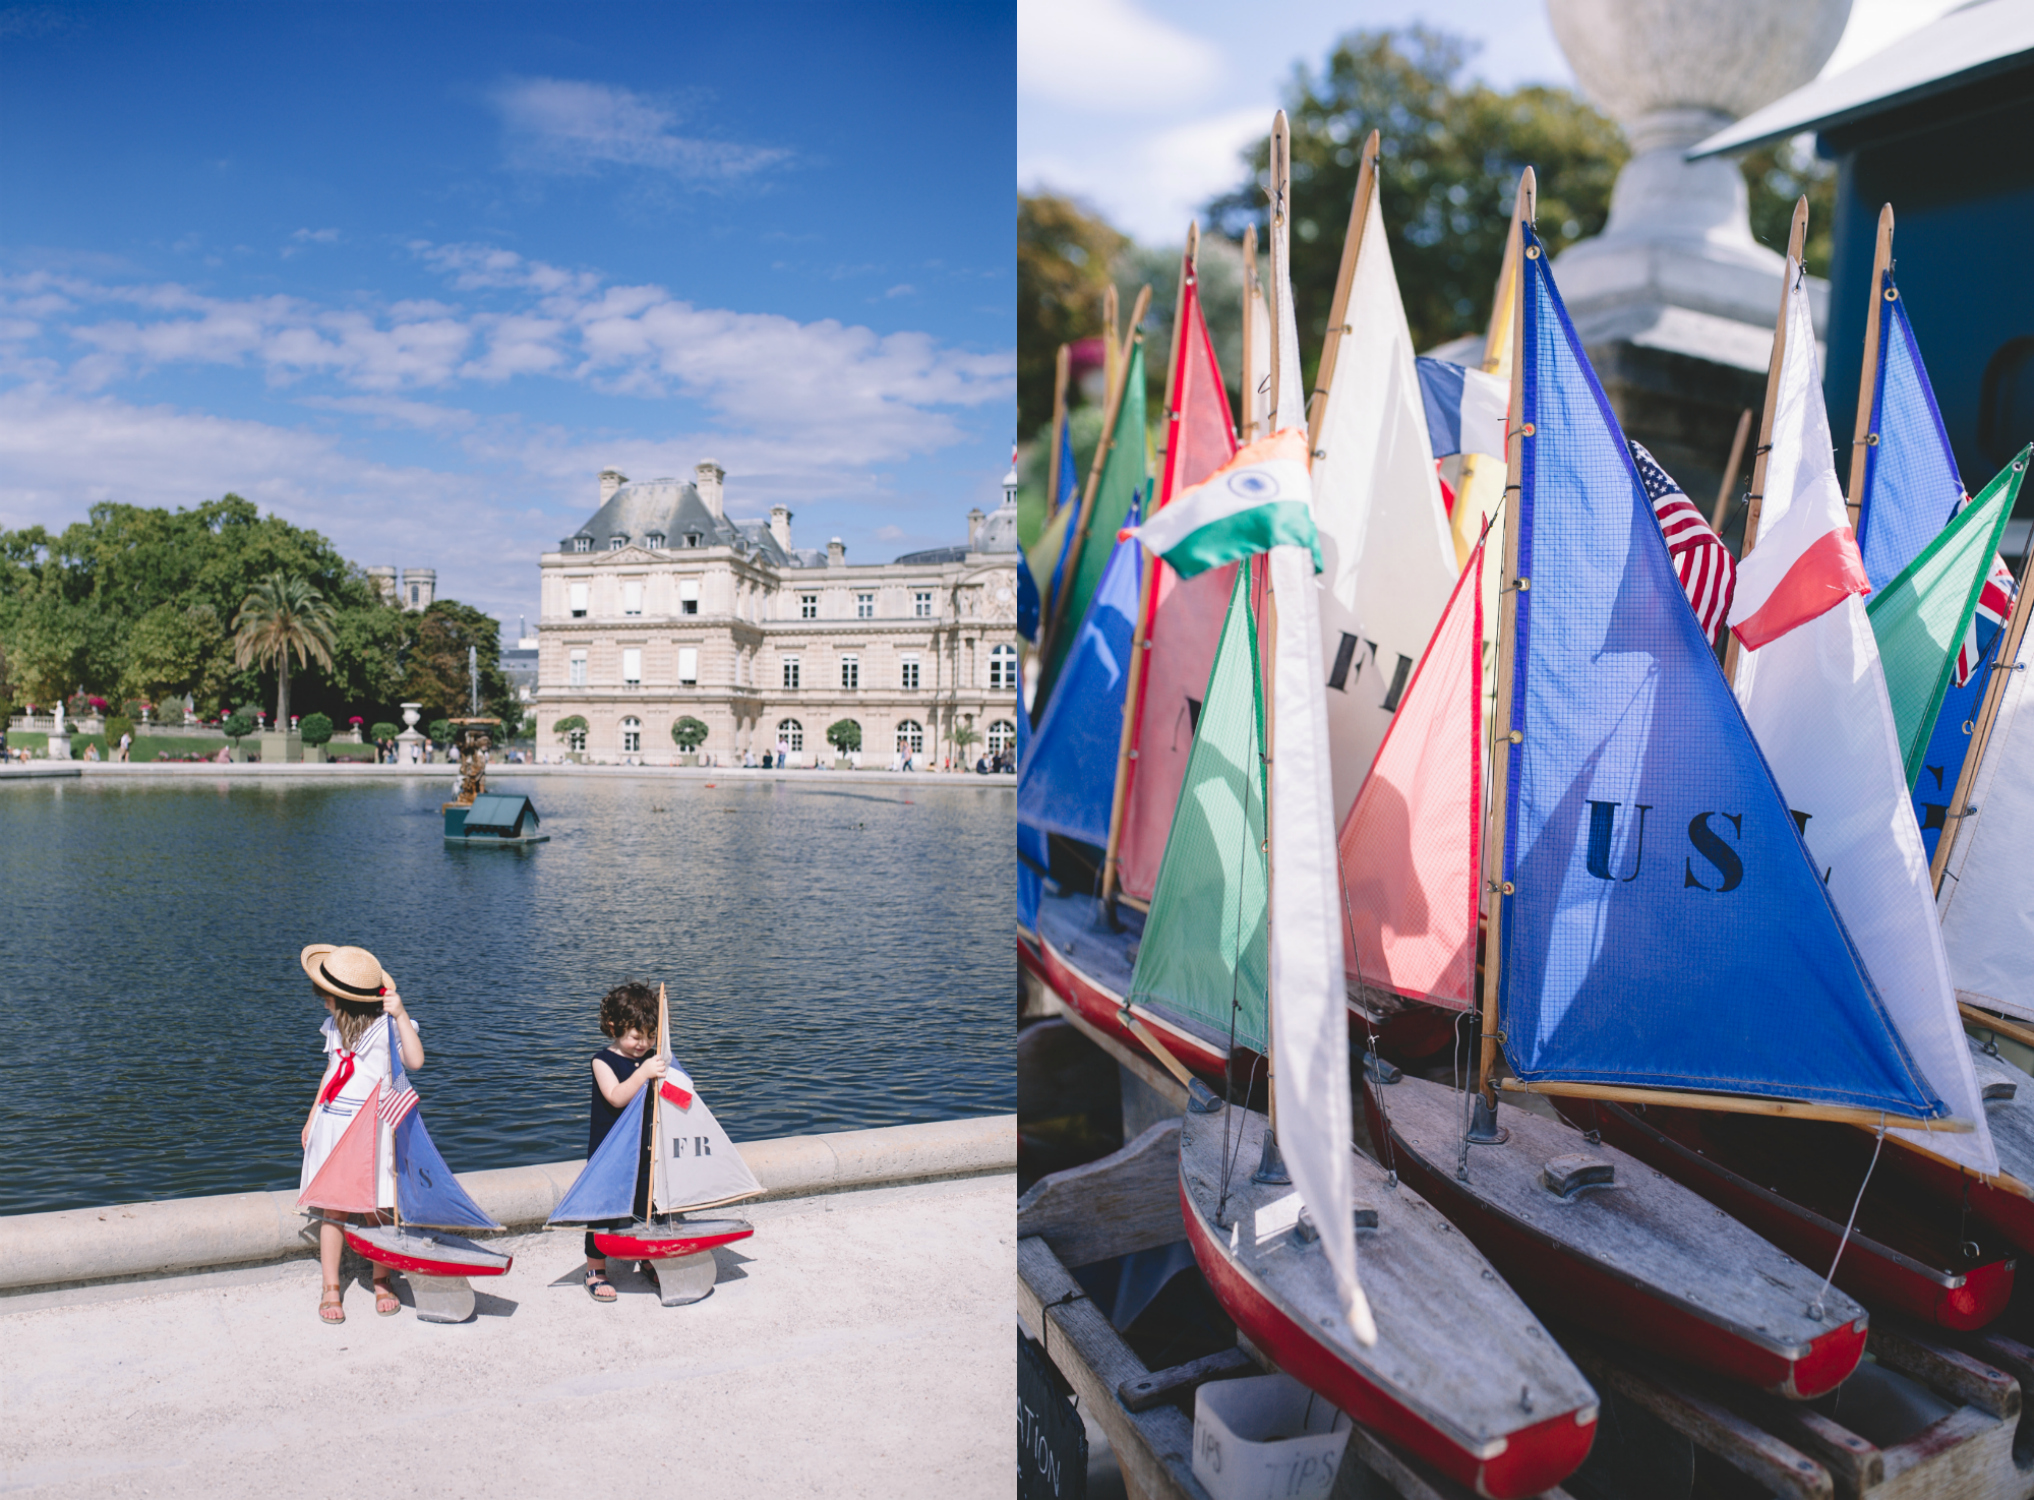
[1018,1331,1088,1500]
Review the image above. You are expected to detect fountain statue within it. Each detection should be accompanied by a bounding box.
[48,701,70,761]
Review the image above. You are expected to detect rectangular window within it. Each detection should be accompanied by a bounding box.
[572,537,590,554]
[568,728,586,751]
[678,647,699,685]
[840,654,859,690]
[914,591,932,619]
[782,655,800,690]
[569,583,589,618]
[900,655,920,690]
[622,648,642,685]
[800,593,818,620]
[679,579,699,617]
[622,581,643,616]
[569,651,587,687]
[856,592,874,620]
[609,536,626,550]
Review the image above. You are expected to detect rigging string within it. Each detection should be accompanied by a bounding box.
[1813,1114,1886,1321]
[1214,698,1266,1227]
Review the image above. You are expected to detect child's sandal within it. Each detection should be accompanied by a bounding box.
[318,1285,345,1325]
[373,1280,401,1317]
[585,1270,616,1303]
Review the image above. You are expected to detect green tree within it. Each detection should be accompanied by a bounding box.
[223,707,256,745]
[1207,28,1627,382]
[369,720,400,743]
[825,718,861,754]
[233,574,338,729]
[670,716,709,751]
[428,718,452,745]
[399,600,516,725]
[299,712,334,747]
[1742,135,1835,276]
[119,602,228,711]
[951,722,981,759]
[552,714,588,741]
[1018,194,1130,436]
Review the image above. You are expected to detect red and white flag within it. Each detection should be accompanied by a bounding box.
[1956,552,2017,688]
[1631,442,1735,646]
[1726,285,1871,651]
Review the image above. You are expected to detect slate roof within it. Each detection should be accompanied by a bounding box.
[561,479,804,566]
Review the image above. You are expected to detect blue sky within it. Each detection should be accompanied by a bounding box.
[0,1,1015,632]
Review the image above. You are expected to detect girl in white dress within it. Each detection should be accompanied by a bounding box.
[298,944,424,1325]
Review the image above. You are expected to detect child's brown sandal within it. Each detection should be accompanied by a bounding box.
[373,1280,401,1317]
[318,1285,346,1325]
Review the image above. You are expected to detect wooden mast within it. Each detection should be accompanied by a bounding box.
[1447,189,1527,570]
[1710,409,1753,534]
[1845,205,1896,535]
[650,981,669,1220]
[1307,130,1380,455]
[1046,343,1071,522]
[1721,195,1810,685]
[1475,168,1534,1110]
[1099,228,1199,913]
[1261,110,1290,1137]
[1103,282,1120,399]
[1037,284,1152,673]
[1240,224,1261,441]
[1932,538,2034,893]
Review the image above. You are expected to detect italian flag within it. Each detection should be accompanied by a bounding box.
[1122,428,1321,578]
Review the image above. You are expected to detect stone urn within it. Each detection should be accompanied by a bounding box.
[1547,0,1849,331]
[396,701,426,767]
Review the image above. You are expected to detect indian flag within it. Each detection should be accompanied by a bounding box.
[1122,428,1320,578]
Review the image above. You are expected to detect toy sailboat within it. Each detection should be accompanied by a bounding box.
[297,1015,513,1324]
[546,984,761,1306]
[1149,120,1600,1498]
[1346,176,1984,1398]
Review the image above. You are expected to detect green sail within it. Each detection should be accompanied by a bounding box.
[1126,566,1269,1054]
[1045,339,1148,693]
[1866,449,2026,786]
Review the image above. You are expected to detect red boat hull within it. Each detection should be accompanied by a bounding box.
[343,1228,512,1279]
[1180,1179,1595,1498]
[1886,1140,2034,1258]
[1573,1101,2013,1332]
[592,1225,753,1260]
[1369,1091,1865,1400]
[1019,933,1231,1079]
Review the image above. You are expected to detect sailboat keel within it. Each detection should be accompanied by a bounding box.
[406,1273,476,1324]
[649,1251,719,1307]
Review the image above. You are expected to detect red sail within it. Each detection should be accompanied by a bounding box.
[1338,540,1484,1010]
[1116,246,1241,901]
[297,1082,383,1212]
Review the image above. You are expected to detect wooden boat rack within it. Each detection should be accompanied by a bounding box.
[1018,993,2034,1499]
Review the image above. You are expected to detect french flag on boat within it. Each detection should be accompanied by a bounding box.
[1414,357,1508,460]
[1119,428,1320,578]
[1727,293,1873,651]
[660,1062,695,1111]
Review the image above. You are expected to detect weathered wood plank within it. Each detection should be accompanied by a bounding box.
[1875,1406,2015,1499]
[1750,1401,1884,1493]
[1870,1322,2021,1420]
[1565,1343,1833,1500]
[1018,1234,1210,1500]
[1017,1120,1185,1269]
[1118,1346,1255,1413]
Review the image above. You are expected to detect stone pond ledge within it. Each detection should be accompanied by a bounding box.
[0,1113,1014,1299]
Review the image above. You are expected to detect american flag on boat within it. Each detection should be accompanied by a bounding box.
[1631,441,1736,646]
[1955,551,2017,688]
[379,1077,418,1129]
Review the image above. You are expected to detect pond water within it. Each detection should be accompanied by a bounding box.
[0,773,1014,1214]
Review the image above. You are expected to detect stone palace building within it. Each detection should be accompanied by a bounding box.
[535,460,1022,766]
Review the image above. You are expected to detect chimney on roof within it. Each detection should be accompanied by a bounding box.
[695,459,726,520]
[600,468,627,504]
[827,537,846,567]
[967,507,985,549]
[769,505,793,551]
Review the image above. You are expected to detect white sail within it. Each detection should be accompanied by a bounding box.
[1734,274,1993,1176]
[652,986,763,1214]
[1309,185,1459,823]
[1267,150,1375,1346]
[1938,619,2034,1021]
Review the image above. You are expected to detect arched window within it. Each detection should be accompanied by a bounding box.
[987,719,1017,756]
[896,719,924,754]
[988,643,1018,691]
[621,717,642,754]
[777,718,803,752]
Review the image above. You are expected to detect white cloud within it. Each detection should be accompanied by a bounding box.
[1022,102,1273,244]
[1018,0,1222,111]
[490,77,791,182]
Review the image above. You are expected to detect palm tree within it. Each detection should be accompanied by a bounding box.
[232,574,337,730]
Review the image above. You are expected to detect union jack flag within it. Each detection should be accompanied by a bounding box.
[1631,442,1736,647]
[379,1079,419,1129]
[1954,540,2016,690]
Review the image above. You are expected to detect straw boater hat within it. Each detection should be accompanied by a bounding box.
[301,944,397,1002]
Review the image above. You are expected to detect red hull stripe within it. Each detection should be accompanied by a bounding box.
[1731,526,1870,651]
[342,1230,512,1279]
[591,1228,754,1260]
[1180,1179,1596,1499]
[1021,934,1230,1079]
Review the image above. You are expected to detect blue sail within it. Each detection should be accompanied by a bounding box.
[1016,510,1141,848]
[1496,223,1943,1119]
[1913,613,2007,860]
[1856,268,1964,591]
[546,1085,646,1224]
[394,1112,503,1230]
